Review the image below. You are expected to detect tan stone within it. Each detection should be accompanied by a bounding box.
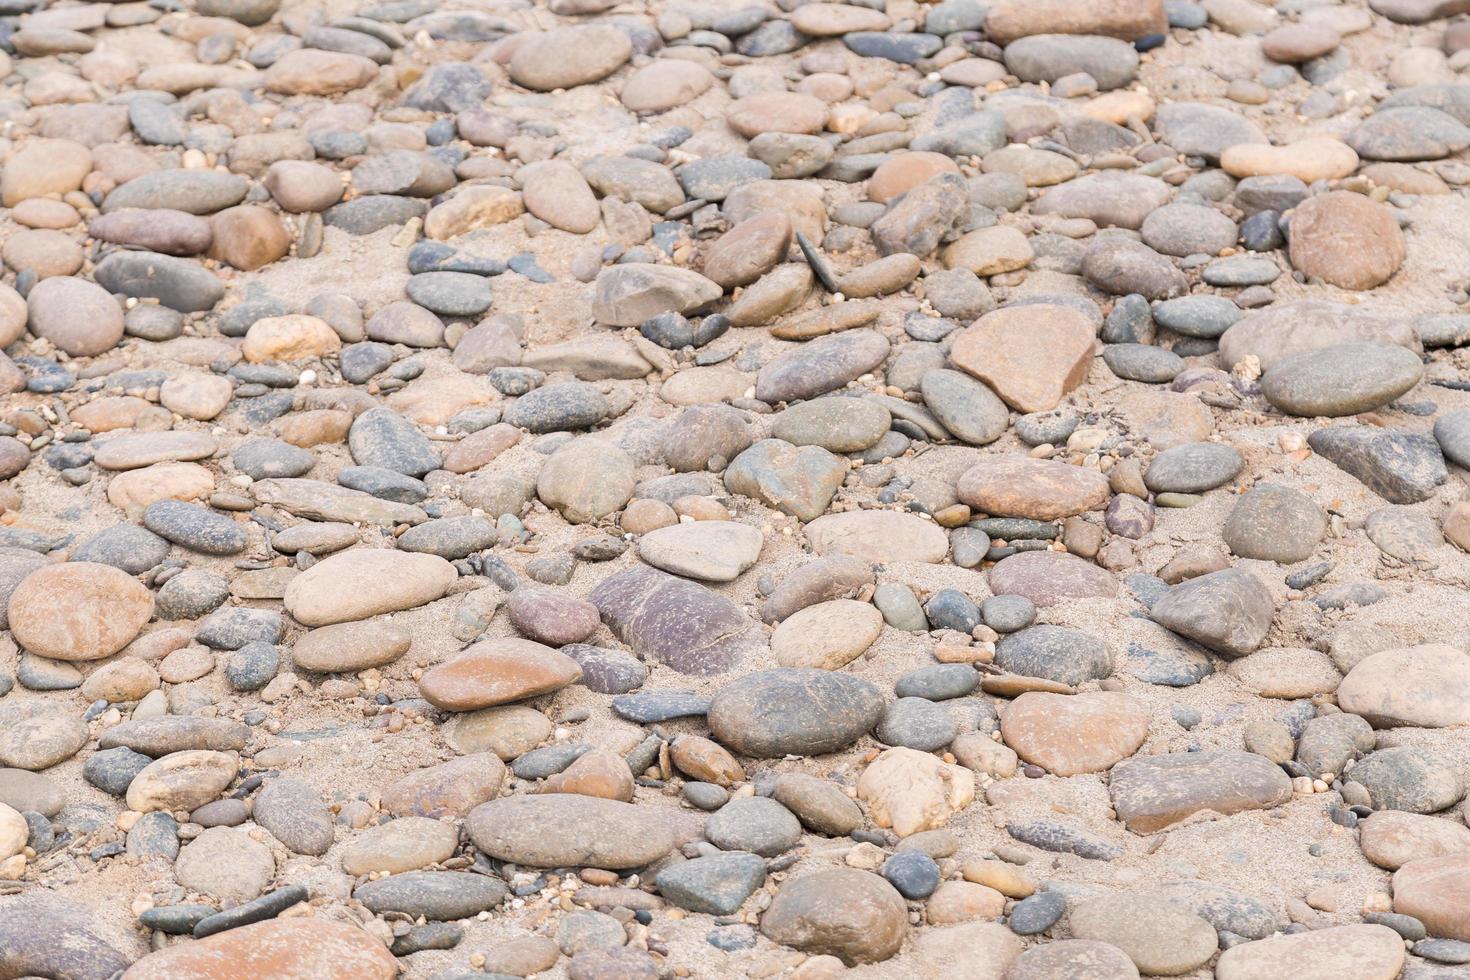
[770,599,883,670]
[286,549,456,626]
[957,455,1110,521]
[1215,924,1405,980]
[702,211,791,288]
[539,748,634,801]
[107,461,215,517]
[926,880,1006,924]
[1000,691,1149,776]
[867,152,959,204]
[620,59,714,113]
[125,750,238,812]
[1338,644,1470,728]
[274,409,352,447]
[339,816,457,876]
[670,736,744,786]
[943,226,1034,276]
[726,92,828,138]
[1288,191,1404,290]
[961,859,1035,898]
[1221,139,1359,183]
[950,304,1095,413]
[857,746,975,837]
[985,0,1166,43]
[383,753,505,819]
[121,919,398,980]
[208,205,289,271]
[1358,811,1470,870]
[242,315,341,363]
[1393,853,1470,940]
[425,186,523,240]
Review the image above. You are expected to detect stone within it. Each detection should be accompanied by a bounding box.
[1215,924,1406,980]
[773,773,863,835]
[1149,567,1274,657]
[957,455,1110,521]
[0,898,130,980]
[996,625,1113,685]
[761,556,875,624]
[355,870,507,921]
[988,550,1117,607]
[418,638,581,711]
[637,521,763,582]
[1109,750,1294,833]
[1359,811,1470,870]
[858,747,974,837]
[1338,644,1470,728]
[126,750,237,814]
[724,440,846,522]
[7,562,153,661]
[1083,239,1188,300]
[804,511,951,563]
[756,330,890,404]
[706,796,801,856]
[1154,102,1268,161]
[1000,691,1148,775]
[1223,483,1326,563]
[986,0,1165,42]
[26,276,123,356]
[1144,442,1244,493]
[1288,192,1405,289]
[1070,895,1218,976]
[656,852,766,915]
[1263,343,1422,417]
[383,754,505,819]
[123,919,398,980]
[1222,139,1360,182]
[1351,746,1464,813]
[950,305,1095,413]
[591,566,761,675]
[1308,427,1447,504]
[253,777,333,856]
[770,599,883,670]
[1006,939,1139,979]
[284,549,455,625]
[467,794,674,869]
[919,369,1009,446]
[509,24,631,90]
[1350,106,1470,161]
[1004,34,1140,90]
[708,668,884,757]
[760,869,908,965]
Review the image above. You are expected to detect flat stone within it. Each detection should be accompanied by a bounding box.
[756,330,890,404]
[7,562,153,662]
[1001,691,1148,775]
[1149,567,1274,657]
[988,550,1117,606]
[590,566,761,675]
[1109,750,1294,833]
[1288,192,1405,290]
[950,304,1095,413]
[467,794,674,868]
[1307,427,1447,504]
[354,870,507,920]
[724,440,846,523]
[804,511,951,563]
[1223,483,1327,563]
[957,454,1110,521]
[996,625,1113,685]
[708,668,884,757]
[771,599,883,670]
[284,549,455,626]
[122,918,398,980]
[1262,343,1422,417]
[418,637,581,711]
[1070,894,1217,976]
[1216,924,1406,980]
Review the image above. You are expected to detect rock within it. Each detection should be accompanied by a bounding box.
[1154,102,1268,161]
[593,264,723,327]
[467,794,674,868]
[708,668,883,757]
[988,550,1117,606]
[1222,139,1360,182]
[1308,427,1447,504]
[620,60,714,113]
[265,49,378,95]
[1223,483,1327,563]
[1338,644,1470,728]
[1359,811,1470,870]
[537,442,636,524]
[858,747,974,837]
[760,556,874,624]
[1149,567,1274,657]
[122,919,398,980]
[143,499,247,555]
[756,330,890,404]
[1215,924,1406,980]
[724,440,846,523]
[1005,939,1139,979]
[284,549,455,625]
[1350,746,1464,813]
[0,898,131,980]
[772,397,891,453]
[1071,895,1217,975]
[773,773,863,835]
[354,870,507,920]
[1082,239,1188,299]
[949,304,1095,413]
[590,566,762,675]
[1001,691,1149,775]
[505,381,609,433]
[126,750,238,813]
[996,625,1113,685]
[418,638,581,711]
[1033,172,1173,229]
[986,0,1165,42]
[919,369,1009,446]
[638,521,763,582]
[92,251,224,312]
[7,562,153,661]
[1350,106,1470,161]
[383,754,505,819]
[26,276,123,356]
[804,511,951,563]
[1262,343,1422,417]
[957,455,1110,520]
[1144,442,1244,493]
[252,777,332,856]
[1109,750,1294,833]
[771,599,883,670]
[509,24,631,90]
[760,869,908,965]
[706,796,801,856]
[1003,34,1140,90]
[1288,192,1405,289]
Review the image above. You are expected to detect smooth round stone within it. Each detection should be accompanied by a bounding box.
[467,794,674,869]
[562,645,647,695]
[770,599,883,670]
[894,664,979,701]
[1351,745,1465,814]
[353,869,506,921]
[26,276,124,356]
[252,776,332,855]
[418,638,581,711]
[636,521,763,583]
[155,570,230,620]
[1141,202,1238,257]
[1215,924,1405,980]
[705,796,801,857]
[988,550,1117,607]
[125,750,238,813]
[956,454,1110,521]
[1104,343,1184,383]
[1434,410,1470,468]
[284,549,456,626]
[1221,138,1359,182]
[83,746,153,796]
[981,594,1035,633]
[71,524,170,573]
[1222,483,1326,563]
[1070,894,1217,975]
[142,499,248,555]
[874,582,928,631]
[708,669,884,758]
[1288,191,1405,290]
[759,868,908,965]
[1152,295,1241,339]
[924,591,978,634]
[1338,643,1470,728]
[406,272,491,317]
[875,697,956,751]
[349,407,440,477]
[1144,441,1244,493]
[883,850,940,899]
[1261,342,1423,417]
[0,769,64,817]
[505,588,598,646]
[1349,106,1470,162]
[505,381,609,433]
[7,562,154,661]
[509,24,631,91]
[1007,893,1071,938]
[919,369,1009,446]
[770,397,890,453]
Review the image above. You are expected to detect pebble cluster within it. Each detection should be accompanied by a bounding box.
[0,0,1469,977]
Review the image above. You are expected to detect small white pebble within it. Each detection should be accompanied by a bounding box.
[298,369,317,385]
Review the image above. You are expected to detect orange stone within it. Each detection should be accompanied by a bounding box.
[418,638,581,711]
[956,455,1110,521]
[121,918,398,980]
[1000,691,1149,776]
[949,304,1095,413]
[1393,853,1470,941]
[867,152,960,205]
